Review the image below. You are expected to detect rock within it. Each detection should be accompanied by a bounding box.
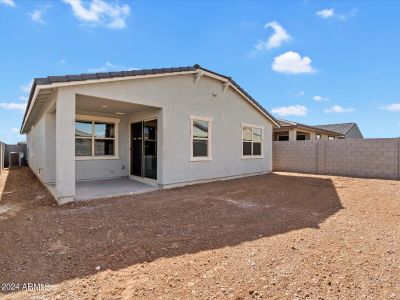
[95,266,101,271]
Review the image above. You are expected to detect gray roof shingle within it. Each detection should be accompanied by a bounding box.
[313,123,356,135]
[277,119,342,136]
[22,64,278,131]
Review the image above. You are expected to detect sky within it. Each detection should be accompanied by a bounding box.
[0,0,399,143]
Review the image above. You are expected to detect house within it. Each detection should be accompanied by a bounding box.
[273,120,363,141]
[20,64,279,204]
[0,141,5,174]
[273,119,342,141]
[313,123,363,139]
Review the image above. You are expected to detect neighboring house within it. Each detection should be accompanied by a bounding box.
[313,123,363,139]
[273,120,363,141]
[273,119,342,141]
[20,64,279,204]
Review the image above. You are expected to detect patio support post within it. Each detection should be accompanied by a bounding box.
[55,89,75,204]
[289,128,297,141]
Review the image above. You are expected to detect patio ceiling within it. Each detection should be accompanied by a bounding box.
[76,94,158,116]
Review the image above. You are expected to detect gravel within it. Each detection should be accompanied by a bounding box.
[0,167,399,299]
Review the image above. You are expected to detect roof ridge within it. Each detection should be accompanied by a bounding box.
[22,64,279,132]
[314,122,355,126]
[313,123,356,135]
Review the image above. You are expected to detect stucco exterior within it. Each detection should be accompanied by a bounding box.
[0,141,5,174]
[25,71,275,204]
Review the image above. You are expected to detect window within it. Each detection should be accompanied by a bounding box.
[242,123,263,158]
[316,134,321,140]
[75,115,119,159]
[296,134,306,140]
[278,135,289,141]
[328,136,335,140]
[190,115,212,161]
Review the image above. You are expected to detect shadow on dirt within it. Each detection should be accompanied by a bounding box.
[0,167,343,289]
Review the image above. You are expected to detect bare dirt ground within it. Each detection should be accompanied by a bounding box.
[0,167,399,300]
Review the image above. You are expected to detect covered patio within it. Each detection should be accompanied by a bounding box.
[48,177,158,201]
[38,91,162,204]
[75,177,158,201]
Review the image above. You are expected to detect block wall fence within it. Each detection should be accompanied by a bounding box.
[273,138,400,180]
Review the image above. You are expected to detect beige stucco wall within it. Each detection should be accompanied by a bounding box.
[26,94,56,185]
[57,74,273,187]
[0,142,4,174]
[27,115,46,182]
[273,139,400,180]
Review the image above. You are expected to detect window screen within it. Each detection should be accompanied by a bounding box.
[242,126,263,157]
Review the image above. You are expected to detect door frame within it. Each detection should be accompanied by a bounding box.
[128,118,158,186]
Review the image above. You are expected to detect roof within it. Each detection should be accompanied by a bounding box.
[21,64,279,132]
[313,123,356,135]
[276,119,342,136]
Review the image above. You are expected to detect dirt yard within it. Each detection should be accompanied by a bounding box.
[0,167,399,300]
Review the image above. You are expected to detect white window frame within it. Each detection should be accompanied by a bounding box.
[190,115,212,161]
[241,122,264,159]
[75,114,120,160]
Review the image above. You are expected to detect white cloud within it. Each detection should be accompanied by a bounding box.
[272,105,308,116]
[0,0,15,7]
[63,0,130,29]
[316,8,358,21]
[19,96,28,102]
[29,6,50,24]
[255,21,291,50]
[316,8,334,18]
[88,61,137,72]
[313,95,329,102]
[0,102,27,111]
[381,103,400,112]
[20,80,33,93]
[60,58,67,64]
[324,105,354,113]
[272,51,316,74]
[10,128,19,133]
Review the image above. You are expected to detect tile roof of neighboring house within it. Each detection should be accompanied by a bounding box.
[276,119,342,136]
[313,123,356,136]
[22,64,278,132]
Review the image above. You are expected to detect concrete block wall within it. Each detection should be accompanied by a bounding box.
[273,140,318,174]
[4,143,27,168]
[273,138,400,180]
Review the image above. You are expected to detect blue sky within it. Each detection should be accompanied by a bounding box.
[0,0,399,143]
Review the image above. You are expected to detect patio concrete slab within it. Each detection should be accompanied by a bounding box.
[75,177,158,201]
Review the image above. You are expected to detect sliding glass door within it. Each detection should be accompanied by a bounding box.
[130,119,157,180]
